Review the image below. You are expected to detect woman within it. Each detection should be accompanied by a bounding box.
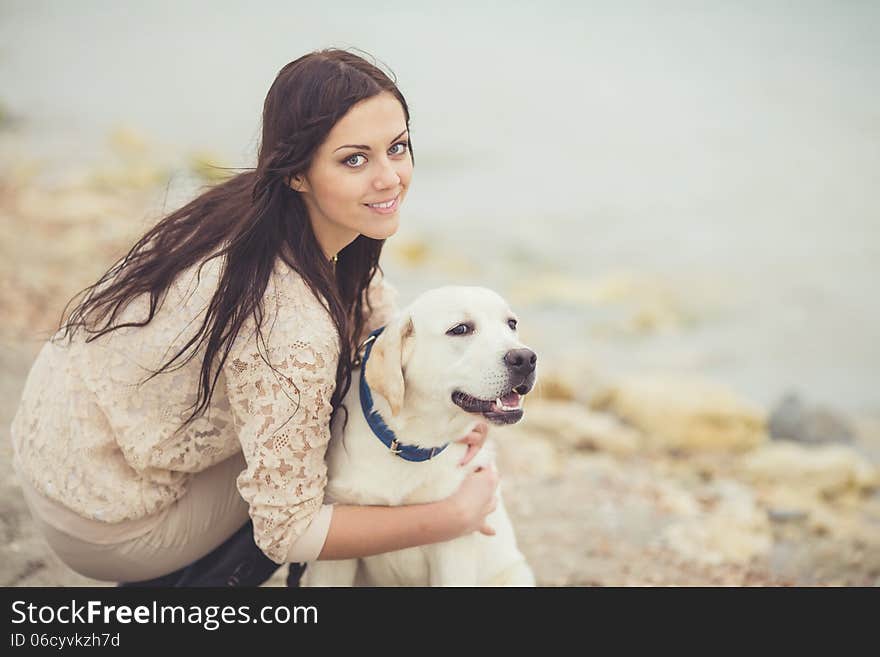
[10,48,498,586]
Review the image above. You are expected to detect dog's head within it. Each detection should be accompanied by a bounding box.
[364,286,537,426]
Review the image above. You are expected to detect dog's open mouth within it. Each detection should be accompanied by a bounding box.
[451,386,529,425]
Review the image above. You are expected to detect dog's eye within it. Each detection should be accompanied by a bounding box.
[446,323,471,336]
[508,319,517,331]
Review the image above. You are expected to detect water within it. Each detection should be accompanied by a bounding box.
[1,0,878,412]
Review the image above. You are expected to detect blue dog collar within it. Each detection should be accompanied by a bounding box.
[358,327,449,462]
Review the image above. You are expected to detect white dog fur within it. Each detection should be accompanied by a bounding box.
[301,286,536,587]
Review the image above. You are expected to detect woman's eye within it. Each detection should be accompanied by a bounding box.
[390,140,409,156]
[508,319,518,330]
[344,154,366,168]
[447,324,471,336]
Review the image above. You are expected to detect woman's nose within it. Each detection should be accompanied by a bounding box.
[373,158,401,190]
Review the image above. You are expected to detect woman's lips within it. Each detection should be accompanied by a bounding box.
[363,194,400,214]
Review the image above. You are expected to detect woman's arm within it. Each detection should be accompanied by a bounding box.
[224,272,347,565]
[317,465,499,561]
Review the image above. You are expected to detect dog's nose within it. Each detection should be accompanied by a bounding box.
[504,348,537,377]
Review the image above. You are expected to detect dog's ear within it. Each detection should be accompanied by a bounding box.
[364,314,413,416]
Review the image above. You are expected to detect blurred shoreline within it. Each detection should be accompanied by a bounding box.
[2,1,879,415]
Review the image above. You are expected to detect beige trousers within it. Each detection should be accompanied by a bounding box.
[29,452,250,583]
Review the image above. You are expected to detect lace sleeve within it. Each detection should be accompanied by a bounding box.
[359,268,400,344]
[224,272,340,564]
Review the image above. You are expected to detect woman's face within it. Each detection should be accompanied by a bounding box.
[290,91,413,259]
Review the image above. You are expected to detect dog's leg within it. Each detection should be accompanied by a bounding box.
[426,538,479,587]
[472,490,536,586]
[484,558,536,586]
[300,559,359,587]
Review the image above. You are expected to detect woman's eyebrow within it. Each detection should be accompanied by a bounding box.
[334,129,408,152]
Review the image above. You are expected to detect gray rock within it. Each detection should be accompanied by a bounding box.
[767,509,808,523]
[769,393,854,445]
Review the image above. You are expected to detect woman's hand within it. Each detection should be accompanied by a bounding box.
[456,421,489,467]
[448,464,499,537]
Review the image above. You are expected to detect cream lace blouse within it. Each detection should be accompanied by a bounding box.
[10,254,398,564]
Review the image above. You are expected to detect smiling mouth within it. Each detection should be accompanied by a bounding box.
[451,384,531,425]
[363,193,400,211]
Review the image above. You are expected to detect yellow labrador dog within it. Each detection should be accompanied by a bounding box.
[302,286,537,587]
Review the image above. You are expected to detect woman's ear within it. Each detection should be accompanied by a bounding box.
[287,174,309,193]
[364,314,414,417]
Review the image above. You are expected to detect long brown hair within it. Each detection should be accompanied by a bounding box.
[55,48,414,431]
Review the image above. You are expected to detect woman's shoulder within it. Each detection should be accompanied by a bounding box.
[172,250,321,309]
[219,254,336,348]
[269,257,331,310]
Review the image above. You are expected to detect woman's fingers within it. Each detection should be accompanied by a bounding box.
[478,494,499,536]
[459,441,481,467]
[457,422,490,467]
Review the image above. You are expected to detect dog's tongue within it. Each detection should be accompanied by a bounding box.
[501,391,520,406]
[488,391,522,412]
